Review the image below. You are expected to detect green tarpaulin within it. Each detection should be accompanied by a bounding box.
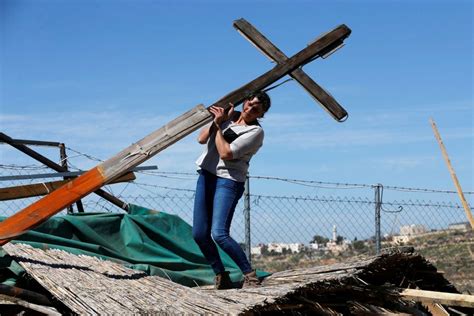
[0,204,261,287]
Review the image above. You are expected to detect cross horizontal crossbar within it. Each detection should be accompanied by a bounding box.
[233,18,348,121]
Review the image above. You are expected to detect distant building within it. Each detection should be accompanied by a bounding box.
[448,222,471,232]
[251,245,263,256]
[400,224,427,236]
[267,242,304,254]
[308,242,320,250]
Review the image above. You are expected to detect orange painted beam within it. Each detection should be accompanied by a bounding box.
[0,167,105,245]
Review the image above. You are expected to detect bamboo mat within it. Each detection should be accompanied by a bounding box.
[2,243,451,315]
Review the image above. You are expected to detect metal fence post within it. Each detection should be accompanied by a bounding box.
[59,143,74,214]
[59,143,85,213]
[374,184,382,255]
[244,173,251,264]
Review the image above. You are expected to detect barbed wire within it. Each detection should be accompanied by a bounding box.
[135,170,197,180]
[65,146,104,162]
[382,184,473,195]
[249,175,474,195]
[0,164,48,171]
[1,162,472,195]
[252,194,374,205]
[131,182,196,193]
[249,175,372,189]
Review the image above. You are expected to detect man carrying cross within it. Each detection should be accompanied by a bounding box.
[192,91,271,289]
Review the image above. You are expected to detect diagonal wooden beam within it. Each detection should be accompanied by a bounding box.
[233,18,348,121]
[0,23,351,244]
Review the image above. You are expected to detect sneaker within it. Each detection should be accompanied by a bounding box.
[243,270,261,288]
[215,271,233,290]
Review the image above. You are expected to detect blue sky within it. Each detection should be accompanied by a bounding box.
[1,0,473,199]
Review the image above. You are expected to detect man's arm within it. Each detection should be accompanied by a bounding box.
[214,124,233,160]
[207,105,234,160]
[197,123,217,144]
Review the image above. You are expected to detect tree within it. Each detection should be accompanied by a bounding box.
[311,235,329,245]
[336,235,344,245]
[352,240,366,251]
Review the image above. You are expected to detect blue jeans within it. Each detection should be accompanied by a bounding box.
[192,169,251,274]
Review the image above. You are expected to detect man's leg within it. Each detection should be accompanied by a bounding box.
[192,170,226,274]
[211,177,251,274]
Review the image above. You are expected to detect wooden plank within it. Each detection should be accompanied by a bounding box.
[423,302,450,316]
[0,24,351,244]
[0,172,136,201]
[401,289,474,308]
[233,18,348,121]
[430,119,474,229]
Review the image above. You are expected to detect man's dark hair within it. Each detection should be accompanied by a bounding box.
[247,91,271,114]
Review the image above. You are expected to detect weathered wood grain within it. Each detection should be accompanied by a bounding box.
[211,24,351,110]
[233,18,348,121]
[3,244,466,315]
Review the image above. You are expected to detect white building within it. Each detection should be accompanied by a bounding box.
[250,245,263,256]
[267,242,304,254]
[400,224,427,236]
[448,222,471,232]
[308,242,320,250]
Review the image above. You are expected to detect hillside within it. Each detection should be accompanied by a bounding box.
[252,229,473,293]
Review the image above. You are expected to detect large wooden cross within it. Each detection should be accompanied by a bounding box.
[0,20,351,245]
[233,19,348,121]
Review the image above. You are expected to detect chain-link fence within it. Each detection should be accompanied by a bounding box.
[1,141,473,291]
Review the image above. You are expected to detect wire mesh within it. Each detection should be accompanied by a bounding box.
[1,144,473,291]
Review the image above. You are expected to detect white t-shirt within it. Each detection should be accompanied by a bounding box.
[196,119,264,182]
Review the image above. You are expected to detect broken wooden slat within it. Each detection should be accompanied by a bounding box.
[401,289,474,308]
[0,172,136,201]
[0,24,351,244]
[0,284,52,306]
[233,18,348,121]
[423,302,450,316]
